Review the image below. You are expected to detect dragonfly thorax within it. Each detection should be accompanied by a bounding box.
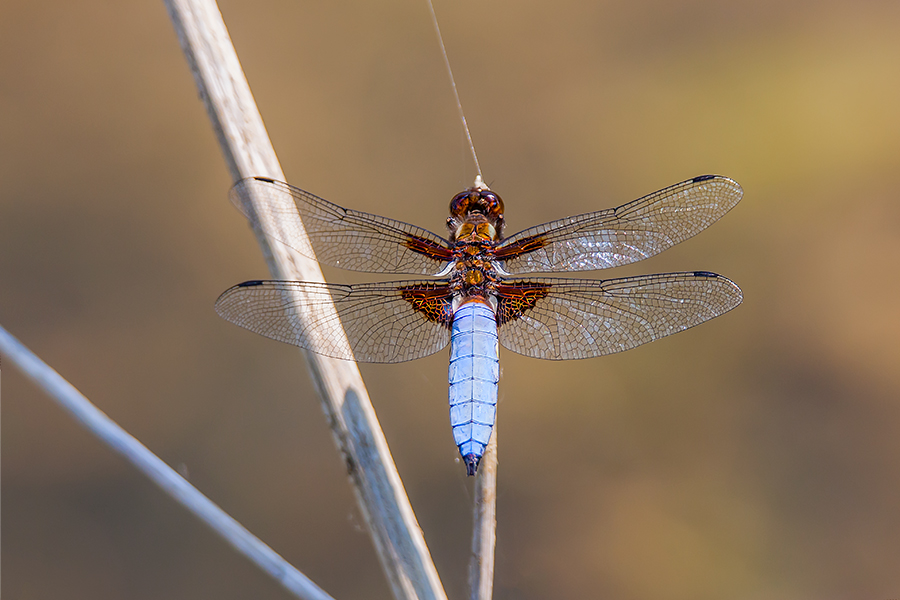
[448,245,502,311]
[453,217,498,243]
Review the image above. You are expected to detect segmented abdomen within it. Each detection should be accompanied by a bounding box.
[448,300,499,475]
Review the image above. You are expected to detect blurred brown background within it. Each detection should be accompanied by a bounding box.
[2,0,899,598]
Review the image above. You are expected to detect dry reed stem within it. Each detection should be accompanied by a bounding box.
[164,0,447,598]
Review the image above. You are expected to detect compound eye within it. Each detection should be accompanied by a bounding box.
[481,191,504,217]
[449,191,471,216]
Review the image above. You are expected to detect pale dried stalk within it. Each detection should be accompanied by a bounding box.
[163,1,446,599]
[0,325,333,600]
[469,426,498,599]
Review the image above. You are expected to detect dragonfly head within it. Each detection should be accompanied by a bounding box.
[447,188,505,241]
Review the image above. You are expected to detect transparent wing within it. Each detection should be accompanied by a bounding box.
[496,271,742,360]
[215,280,453,363]
[495,175,742,274]
[231,177,453,275]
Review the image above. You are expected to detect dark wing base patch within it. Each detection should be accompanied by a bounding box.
[495,282,551,325]
[400,283,454,328]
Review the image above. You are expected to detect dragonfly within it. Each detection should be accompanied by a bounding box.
[215,175,743,475]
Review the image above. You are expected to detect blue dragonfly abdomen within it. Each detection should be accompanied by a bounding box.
[448,300,499,475]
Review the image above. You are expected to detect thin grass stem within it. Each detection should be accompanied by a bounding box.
[0,324,333,600]
[468,425,498,599]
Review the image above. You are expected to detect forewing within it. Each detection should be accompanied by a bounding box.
[215,280,453,363]
[231,177,453,274]
[496,175,742,273]
[496,272,742,360]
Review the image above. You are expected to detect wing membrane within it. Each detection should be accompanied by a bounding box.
[231,177,453,275]
[496,176,742,273]
[497,272,742,360]
[215,280,453,363]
